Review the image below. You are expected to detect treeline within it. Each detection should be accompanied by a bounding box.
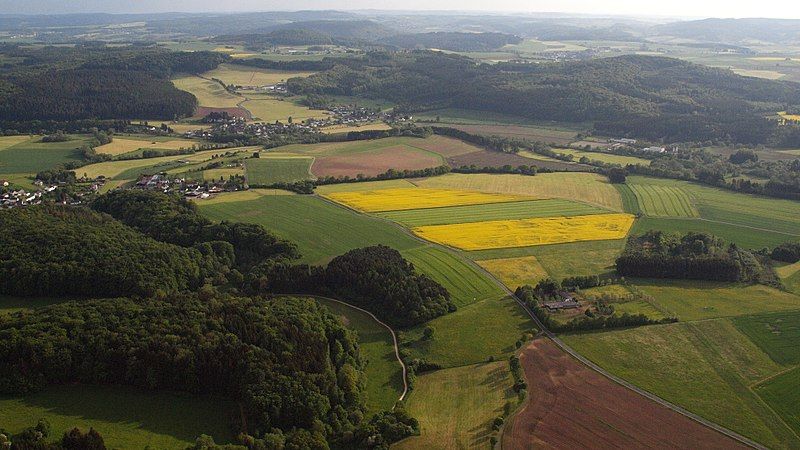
[0,205,223,297]
[616,231,775,284]
[247,246,456,327]
[0,295,388,447]
[1,420,106,450]
[0,46,229,128]
[234,57,338,72]
[287,51,800,145]
[772,242,800,263]
[91,190,298,269]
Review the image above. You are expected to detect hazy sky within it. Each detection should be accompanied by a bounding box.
[1,0,799,19]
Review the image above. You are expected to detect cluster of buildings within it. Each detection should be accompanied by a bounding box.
[541,292,581,311]
[134,173,244,199]
[1,179,105,209]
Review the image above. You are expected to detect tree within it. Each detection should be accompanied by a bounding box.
[608,167,627,184]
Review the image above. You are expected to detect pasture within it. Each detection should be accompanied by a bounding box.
[754,367,800,436]
[395,362,514,450]
[95,136,198,157]
[172,75,241,108]
[315,178,416,194]
[632,279,800,322]
[244,157,313,185]
[401,246,504,307]
[416,172,624,211]
[79,148,233,180]
[240,96,328,123]
[733,311,800,365]
[403,296,534,368]
[0,136,89,174]
[202,63,315,86]
[553,148,651,166]
[627,181,699,217]
[0,385,233,449]
[476,255,549,290]
[563,320,797,448]
[412,213,634,250]
[198,194,420,264]
[313,297,403,415]
[468,239,626,280]
[378,199,607,227]
[324,188,529,213]
[320,122,392,134]
[630,217,795,249]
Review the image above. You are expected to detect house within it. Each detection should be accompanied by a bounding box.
[609,138,637,145]
[541,292,581,311]
[642,146,666,153]
[0,180,8,187]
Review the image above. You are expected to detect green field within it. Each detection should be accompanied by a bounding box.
[0,136,89,175]
[401,246,504,307]
[198,194,421,264]
[563,320,797,448]
[555,148,651,166]
[734,311,800,365]
[172,75,241,108]
[754,367,800,436]
[394,362,514,450]
[632,279,800,321]
[0,385,234,449]
[240,96,328,123]
[245,157,314,185]
[630,217,796,249]
[313,297,403,415]
[468,239,626,280]
[402,296,535,368]
[627,181,698,217]
[378,199,607,227]
[615,183,642,215]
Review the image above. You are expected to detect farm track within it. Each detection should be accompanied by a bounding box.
[318,193,765,448]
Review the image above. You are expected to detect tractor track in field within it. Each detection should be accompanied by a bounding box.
[317,193,764,449]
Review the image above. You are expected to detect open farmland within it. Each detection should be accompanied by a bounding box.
[505,338,750,449]
[427,123,580,146]
[198,194,421,264]
[320,122,392,134]
[447,148,585,171]
[395,362,515,450]
[240,96,329,123]
[551,148,651,166]
[476,255,549,290]
[632,279,800,321]
[733,311,800,365]
[244,156,313,185]
[416,173,624,210]
[172,75,241,108]
[403,296,534,367]
[401,246,504,307]
[0,385,233,449]
[95,136,198,156]
[311,145,442,177]
[312,297,403,415]
[378,199,607,227]
[79,148,235,180]
[324,188,530,212]
[627,182,699,217]
[0,135,89,174]
[630,217,796,249]
[202,63,315,86]
[412,213,635,250]
[754,367,800,436]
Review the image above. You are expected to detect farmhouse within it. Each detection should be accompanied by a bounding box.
[642,146,667,153]
[542,292,581,311]
[609,138,637,145]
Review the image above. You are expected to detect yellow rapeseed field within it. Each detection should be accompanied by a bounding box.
[413,213,635,250]
[323,188,530,212]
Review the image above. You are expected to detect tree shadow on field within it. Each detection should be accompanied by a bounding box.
[14,384,234,443]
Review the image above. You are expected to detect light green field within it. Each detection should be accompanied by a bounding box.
[313,297,403,415]
[630,217,796,249]
[394,362,514,450]
[95,136,198,157]
[0,136,89,174]
[172,75,241,108]
[554,148,651,166]
[191,189,293,205]
[240,96,329,123]
[632,279,800,322]
[416,173,623,211]
[754,367,800,436]
[476,255,549,290]
[403,296,535,368]
[203,167,244,181]
[202,63,315,86]
[79,148,235,180]
[0,385,234,449]
[401,246,505,307]
[468,239,626,280]
[378,199,607,227]
[627,181,699,217]
[734,311,800,366]
[244,157,313,185]
[612,299,668,320]
[198,194,421,264]
[563,320,797,448]
[315,179,417,194]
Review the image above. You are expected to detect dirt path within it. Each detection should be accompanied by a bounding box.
[502,339,751,449]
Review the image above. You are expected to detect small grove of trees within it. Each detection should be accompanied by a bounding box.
[772,242,800,263]
[0,420,106,450]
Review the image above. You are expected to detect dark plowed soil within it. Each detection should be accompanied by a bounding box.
[195,106,251,120]
[503,339,748,449]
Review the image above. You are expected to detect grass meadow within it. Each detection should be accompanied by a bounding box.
[244,156,314,185]
[476,255,550,290]
[0,135,89,175]
[630,217,795,249]
[240,96,328,123]
[172,75,241,108]
[202,63,315,86]
[394,362,515,450]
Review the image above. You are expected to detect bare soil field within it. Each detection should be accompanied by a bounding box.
[312,146,443,177]
[443,124,579,146]
[503,339,746,449]
[195,106,251,120]
[448,150,589,172]
[406,135,484,157]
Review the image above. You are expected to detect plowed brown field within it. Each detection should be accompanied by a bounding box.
[503,339,746,449]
